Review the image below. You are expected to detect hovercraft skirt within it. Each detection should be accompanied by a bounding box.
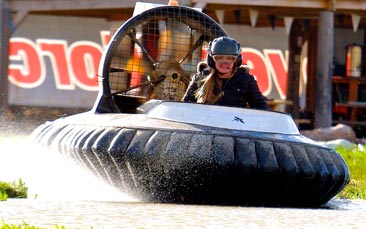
[31,121,349,207]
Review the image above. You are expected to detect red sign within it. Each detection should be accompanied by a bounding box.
[8,31,292,106]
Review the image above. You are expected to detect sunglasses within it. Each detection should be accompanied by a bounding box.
[212,55,238,63]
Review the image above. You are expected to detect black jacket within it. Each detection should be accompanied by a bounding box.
[182,62,269,110]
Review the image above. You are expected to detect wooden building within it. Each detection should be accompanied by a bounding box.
[1,0,366,136]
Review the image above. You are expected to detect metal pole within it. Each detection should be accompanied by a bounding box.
[314,11,334,128]
[0,0,10,111]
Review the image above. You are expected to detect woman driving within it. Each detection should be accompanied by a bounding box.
[182,36,269,110]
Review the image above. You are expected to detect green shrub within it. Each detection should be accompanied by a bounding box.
[0,179,28,201]
[0,191,8,201]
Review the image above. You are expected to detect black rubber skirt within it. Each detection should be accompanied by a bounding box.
[30,118,350,207]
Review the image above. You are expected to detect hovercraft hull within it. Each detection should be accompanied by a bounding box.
[31,101,350,207]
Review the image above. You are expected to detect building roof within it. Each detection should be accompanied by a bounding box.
[5,0,366,28]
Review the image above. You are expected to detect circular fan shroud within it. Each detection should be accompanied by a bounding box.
[97,6,228,112]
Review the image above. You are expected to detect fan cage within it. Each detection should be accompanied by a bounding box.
[103,6,228,104]
[96,6,227,113]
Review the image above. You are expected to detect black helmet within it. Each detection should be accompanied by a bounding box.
[207,36,242,68]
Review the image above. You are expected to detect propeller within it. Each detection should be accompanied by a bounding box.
[179,34,208,64]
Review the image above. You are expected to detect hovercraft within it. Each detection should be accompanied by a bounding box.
[30,5,349,207]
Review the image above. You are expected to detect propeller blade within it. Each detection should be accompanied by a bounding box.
[110,67,127,73]
[127,31,157,66]
[179,34,207,64]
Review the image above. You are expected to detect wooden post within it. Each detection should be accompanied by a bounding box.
[0,0,10,111]
[286,19,303,118]
[314,11,334,128]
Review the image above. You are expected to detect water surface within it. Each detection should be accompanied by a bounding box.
[0,136,365,228]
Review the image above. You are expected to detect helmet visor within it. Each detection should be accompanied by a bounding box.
[212,55,237,64]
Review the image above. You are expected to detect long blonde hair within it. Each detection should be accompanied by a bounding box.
[195,69,224,104]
